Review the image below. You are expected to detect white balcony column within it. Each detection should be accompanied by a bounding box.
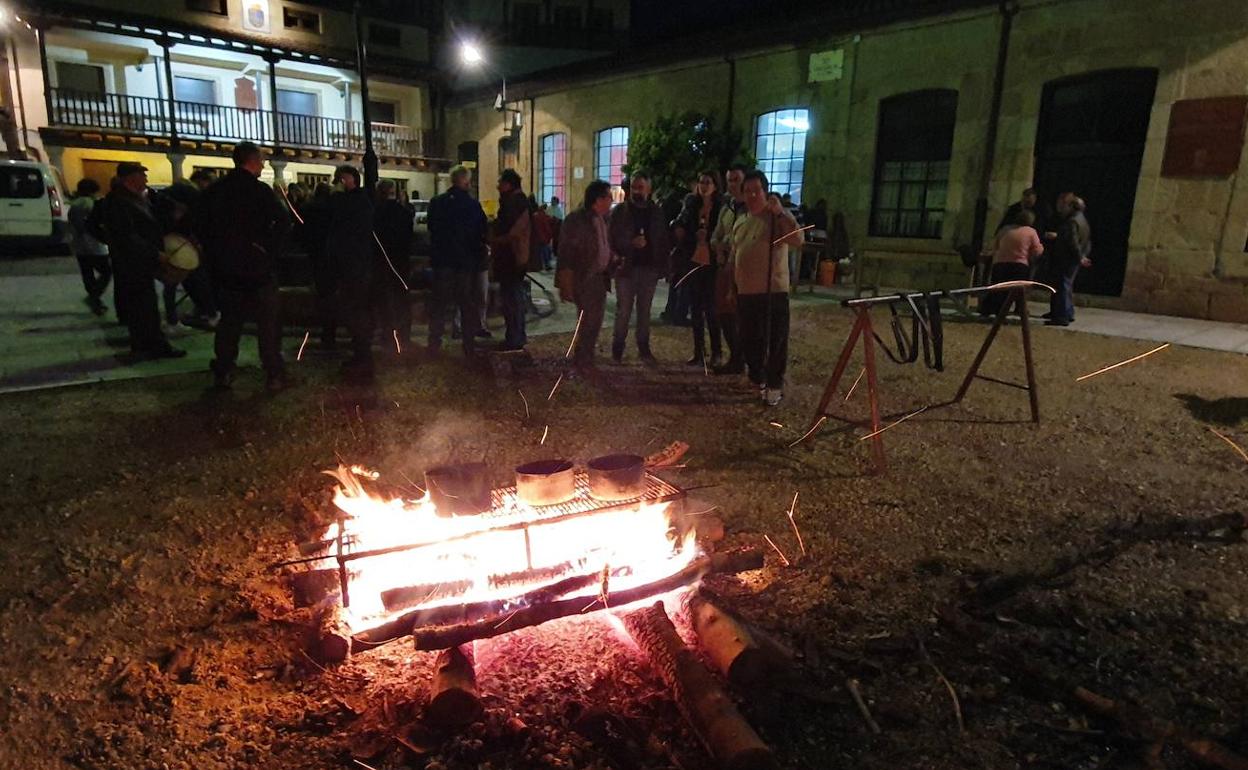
[269,157,288,187]
[166,151,187,183]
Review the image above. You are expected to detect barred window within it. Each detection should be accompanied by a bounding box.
[539,132,567,207]
[755,108,809,203]
[870,89,958,239]
[594,126,629,187]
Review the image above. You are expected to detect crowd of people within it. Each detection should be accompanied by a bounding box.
[65,141,1088,406]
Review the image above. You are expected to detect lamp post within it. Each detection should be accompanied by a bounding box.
[459,40,516,137]
[352,0,378,192]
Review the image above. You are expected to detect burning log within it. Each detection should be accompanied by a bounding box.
[311,603,352,664]
[380,580,474,613]
[426,644,483,729]
[487,561,575,592]
[291,568,343,608]
[363,548,764,654]
[622,601,778,770]
[687,588,777,687]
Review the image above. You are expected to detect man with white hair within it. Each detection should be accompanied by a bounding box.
[427,164,487,356]
[1044,191,1091,327]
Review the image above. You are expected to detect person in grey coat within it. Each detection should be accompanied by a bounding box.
[556,179,615,368]
[1044,192,1092,327]
[607,171,671,362]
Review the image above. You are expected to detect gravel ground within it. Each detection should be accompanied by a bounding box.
[1,300,1246,770]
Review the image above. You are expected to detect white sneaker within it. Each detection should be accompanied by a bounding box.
[764,388,783,407]
[165,322,193,337]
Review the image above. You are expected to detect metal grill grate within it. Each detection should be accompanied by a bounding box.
[487,471,684,521]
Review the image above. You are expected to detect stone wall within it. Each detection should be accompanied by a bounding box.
[444,0,1248,322]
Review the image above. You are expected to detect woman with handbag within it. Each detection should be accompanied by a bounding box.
[672,170,724,366]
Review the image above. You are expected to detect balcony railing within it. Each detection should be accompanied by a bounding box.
[49,87,429,158]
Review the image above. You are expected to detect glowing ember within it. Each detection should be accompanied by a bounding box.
[317,465,699,634]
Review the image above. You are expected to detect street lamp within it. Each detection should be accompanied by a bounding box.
[460,40,484,67]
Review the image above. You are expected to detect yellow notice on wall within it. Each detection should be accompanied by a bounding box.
[808,49,845,83]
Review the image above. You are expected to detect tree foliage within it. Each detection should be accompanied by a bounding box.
[621,111,753,202]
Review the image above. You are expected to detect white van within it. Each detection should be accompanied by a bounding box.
[0,160,70,254]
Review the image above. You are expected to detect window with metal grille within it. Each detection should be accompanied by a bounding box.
[539,132,566,207]
[754,108,809,204]
[283,7,321,32]
[594,126,629,187]
[55,61,105,96]
[382,176,408,199]
[296,172,331,188]
[870,89,958,239]
[186,0,227,15]
[369,23,401,47]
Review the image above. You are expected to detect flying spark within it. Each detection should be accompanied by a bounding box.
[547,373,564,401]
[672,264,704,291]
[786,491,806,557]
[787,415,829,448]
[277,185,306,225]
[518,389,530,419]
[540,425,549,445]
[763,534,791,567]
[392,330,402,355]
[1076,343,1170,382]
[296,330,310,361]
[844,368,865,402]
[372,232,410,291]
[1209,427,1248,465]
[565,309,585,358]
[859,405,928,441]
[772,223,815,245]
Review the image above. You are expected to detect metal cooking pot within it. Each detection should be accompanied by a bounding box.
[424,462,492,516]
[514,459,576,506]
[586,453,646,501]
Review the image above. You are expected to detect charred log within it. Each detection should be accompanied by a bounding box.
[687,588,779,687]
[426,644,482,729]
[381,580,474,613]
[291,568,343,608]
[622,601,778,770]
[353,548,764,654]
[310,603,352,664]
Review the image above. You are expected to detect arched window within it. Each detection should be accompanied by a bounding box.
[594,126,629,186]
[539,132,567,206]
[755,108,809,203]
[870,89,958,238]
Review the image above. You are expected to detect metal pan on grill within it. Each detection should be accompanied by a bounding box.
[515,458,576,506]
[586,453,646,501]
[424,462,492,516]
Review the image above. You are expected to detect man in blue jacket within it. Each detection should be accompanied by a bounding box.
[427,165,487,356]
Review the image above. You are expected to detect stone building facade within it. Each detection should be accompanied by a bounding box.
[445,0,1248,322]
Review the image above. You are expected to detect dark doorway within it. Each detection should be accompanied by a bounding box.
[1033,68,1157,296]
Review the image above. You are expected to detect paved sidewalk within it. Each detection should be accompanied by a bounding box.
[3,256,1245,394]
[0,256,248,393]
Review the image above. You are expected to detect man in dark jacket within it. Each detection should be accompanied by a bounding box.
[556,179,614,368]
[1044,192,1092,327]
[608,171,671,363]
[372,179,414,352]
[326,164,376,378]
[103,162,184,360]
[490,169,531,352]
[197,142,290,390]
[427,164,487,356]
[298,183,336,348]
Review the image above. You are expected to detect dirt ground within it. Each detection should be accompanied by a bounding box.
[1,300,1247,770]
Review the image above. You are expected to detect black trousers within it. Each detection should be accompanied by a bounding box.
[213,281,284,376]
[113,264,165,353]
[372,256,412,347]
[75,252,110,300]
[428,268,480,354]
[340,275,375,361]
[310,252,337,345]
[689,264,721,359]
[979,262,1030,317]
[736,292,790,389]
